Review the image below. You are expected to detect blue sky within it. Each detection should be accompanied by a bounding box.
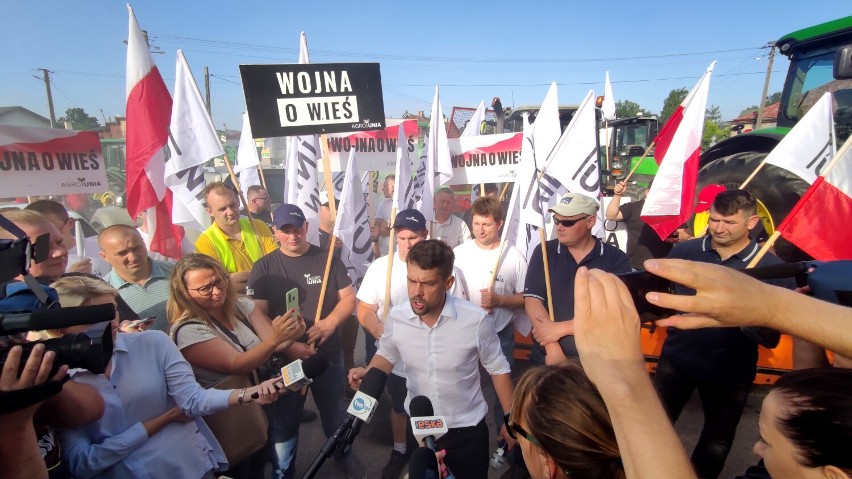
[2,1,848,131]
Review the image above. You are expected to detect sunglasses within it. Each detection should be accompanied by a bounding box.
[553,215,589,228]
[504,413,541,447]
[190,277,228,297]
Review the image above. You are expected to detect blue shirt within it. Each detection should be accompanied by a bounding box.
[105,259,174,332]
[59,331,231,479]
[524,238,631,357]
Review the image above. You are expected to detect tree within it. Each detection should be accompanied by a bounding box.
[614,99,648,119]
[57,107,101,130]
[705,105,722,124]
[660,88,688,125]
[766,91,782,104]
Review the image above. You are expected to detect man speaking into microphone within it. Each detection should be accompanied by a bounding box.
[349,240,515,478]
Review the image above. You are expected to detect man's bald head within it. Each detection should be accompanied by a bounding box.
[98,225,151,281]
[98,224,142,249]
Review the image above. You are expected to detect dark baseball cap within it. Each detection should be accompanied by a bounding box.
[272,204,306,228]
[393,209,427,232]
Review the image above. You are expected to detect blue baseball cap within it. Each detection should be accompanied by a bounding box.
[394,209,427,232]
[272,204,306,228]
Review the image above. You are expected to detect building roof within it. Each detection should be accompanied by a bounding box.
[732,102,779,124]
[0,106,50,123]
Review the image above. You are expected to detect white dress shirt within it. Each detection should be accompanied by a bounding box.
[377,295,510,427]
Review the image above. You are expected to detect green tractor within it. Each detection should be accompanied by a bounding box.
[601,115,660,198]
[696,15,852,261]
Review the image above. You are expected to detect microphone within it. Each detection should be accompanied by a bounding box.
[302,368,387,478]
[409,447,440,479]
[409,395,448,451]
[251,354,328,399]
[0,303,116,335]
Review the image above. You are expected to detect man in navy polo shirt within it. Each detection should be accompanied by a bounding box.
[655,189,795,479]
[524,193,631,364]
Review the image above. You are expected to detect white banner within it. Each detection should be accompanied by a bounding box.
[322,119,418,173]
[0,126,108,197]
[445,132,523,185]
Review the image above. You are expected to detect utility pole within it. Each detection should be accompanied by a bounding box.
[204,66,212,117]
[38,68,57,127]
[756,41,776,130]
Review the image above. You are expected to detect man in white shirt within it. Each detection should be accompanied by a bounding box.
[432,188,471,248]
[357,209,469,479]
[349,239,513,479]
[453,197,527,425]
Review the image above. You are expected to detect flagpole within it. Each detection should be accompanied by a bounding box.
[256,164,268,190]
[487,240,506,291]
[382,207,397,322]
[311,133,338,347]
[222,154,264,250]
[604,119,611,172]
[746,134,852,268]
[499,182,510,202]
[621,141,656,183]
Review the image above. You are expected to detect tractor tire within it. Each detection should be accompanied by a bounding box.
[624,182,647,202]
[696,151,811,262]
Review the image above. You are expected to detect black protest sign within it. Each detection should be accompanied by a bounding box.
[240,63,386,138]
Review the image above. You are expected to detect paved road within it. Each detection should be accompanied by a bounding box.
[291,330,767,479]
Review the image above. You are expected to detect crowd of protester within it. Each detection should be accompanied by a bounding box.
[1,179,850,479]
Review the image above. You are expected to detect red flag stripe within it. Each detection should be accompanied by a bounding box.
[777,176,852,260]
[643,146,700,239]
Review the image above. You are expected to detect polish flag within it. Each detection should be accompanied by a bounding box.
[125,5,183,259]
[776,135,852,260]
[641,63,715,240]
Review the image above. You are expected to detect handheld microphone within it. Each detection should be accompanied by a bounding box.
[409,395,448,451]
[251,354,328,399]
[409,447,440,479]
[302,368,387,478]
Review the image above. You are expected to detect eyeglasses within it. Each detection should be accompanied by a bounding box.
[504,413,541,447]
[190,277,228,296]
[553,215,589,228]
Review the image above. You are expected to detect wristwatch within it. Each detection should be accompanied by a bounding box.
[237,388,248,405]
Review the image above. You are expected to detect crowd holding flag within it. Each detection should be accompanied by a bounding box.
[234,112,262,190]
[124,4,184,260]
[164,50,221,233]
[641,62,716,240]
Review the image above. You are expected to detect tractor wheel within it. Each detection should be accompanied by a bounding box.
[697,151,811,262]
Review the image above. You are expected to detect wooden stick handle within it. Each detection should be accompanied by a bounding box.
[622,140,656,183]
[539,228,555,322]
[382,207,397,322]
[746,230,781,269]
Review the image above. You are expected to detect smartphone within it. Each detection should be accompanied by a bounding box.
[285,288,299,315]
[615,270,677,323]
[127,317,155,329]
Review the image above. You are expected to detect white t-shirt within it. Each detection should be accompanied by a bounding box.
[357,251,470,377]
[66,236,111,277]
[454,242,528,333]
[431,214,471,249]
[375,198,392,257]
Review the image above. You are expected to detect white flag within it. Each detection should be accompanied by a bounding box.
[165,50,222,231]
[298,31,310,64]
[764,91,835,185]
[333,149,373,290]
[460,100,486,138]
[540,90,604,238]
[416,86,453,222]
[393,122,417,212]
[602,71,616,121]
[286,135,321,245]
[234,112,261,190]
[507,113,539,261]
[520,82,562,230]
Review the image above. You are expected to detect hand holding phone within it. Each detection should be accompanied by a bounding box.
[615,271,677,323]
[285,288,300,317]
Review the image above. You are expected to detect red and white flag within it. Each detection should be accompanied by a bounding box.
[125,4,183,259]
[641,62,715,240]
[775,135,852,260]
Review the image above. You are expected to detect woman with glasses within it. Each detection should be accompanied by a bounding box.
[51,276,286,479]
[506,363,625,479]
[167,254,306,477]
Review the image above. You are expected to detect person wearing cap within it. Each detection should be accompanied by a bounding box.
[247,203,361,479]
[356,208,470,479]
[653,189,795,479]
[432,187,471,248]
[524,193,631,365]
[605,180,675,269]
[194,182,278,293]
